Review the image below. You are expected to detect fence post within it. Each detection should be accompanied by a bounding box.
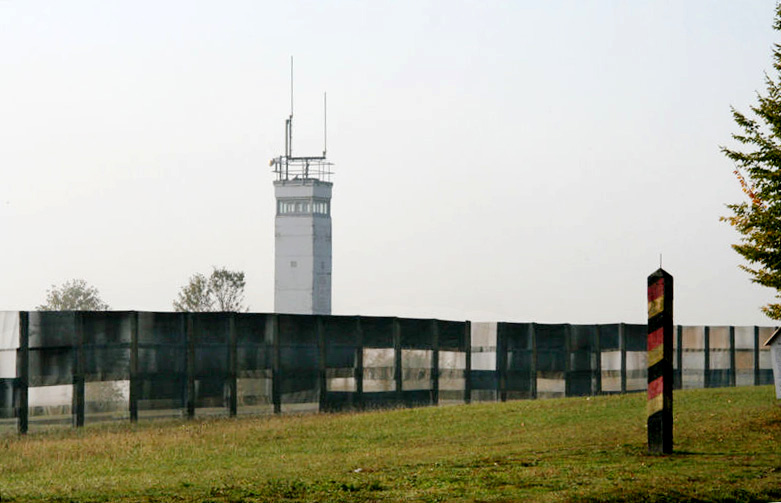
[228,314,237,417]
[497,324,507,402]
[564,324,572,397]
[355,317,364,410]
[271,314,281,414]
[73,312,85,428]
[129,312,139,422]
[594,324,602,395]
[464,321,471,405]
[186,314,195,419]
[753,326,760,386]
[619,323,627,394]
[17,312,29,435]
[431,319,439,406]
[393,318,402,405]
[675,326,683,389]
[317,316,327,413]
[729,326,736,388]
[530,323,537,400]
[703,326,711,388]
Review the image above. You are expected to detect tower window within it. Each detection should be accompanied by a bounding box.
[277,198,329,216]
[313,200,330,215]
[278,199,312,215]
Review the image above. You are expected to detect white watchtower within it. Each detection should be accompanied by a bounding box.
[270,66,333,315]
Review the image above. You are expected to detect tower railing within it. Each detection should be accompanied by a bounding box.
[271,156,334,183]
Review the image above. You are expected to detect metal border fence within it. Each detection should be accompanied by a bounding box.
[0,311,775,433]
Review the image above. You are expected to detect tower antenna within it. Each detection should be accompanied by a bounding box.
[287,56,293,159]
[270,58,333,182]
[290,56,294,118]
[323,92,327,157]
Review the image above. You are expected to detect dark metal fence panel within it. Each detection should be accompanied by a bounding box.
[136,312,186,419]
[758,327,775,385]
[624,324,647,392]
[27,312,75,429]
[707,326,732,388]
[0,379,13,425]
[399,318,434,407]
[500,323,535,400]
[438,320,467,351]
[436,320,468,404]
[599,324,621,393]
[234,313,272,415]
[469,322,497,402]
[681,326,705,389]
[277,314,318,412]
[321,315,360,412]
[82,311,132,423]
[734,326,754,386]
[399,318,434,350]
[359,316,398,408]
[534,324,568,399]
[191,313,231,416]
[0,312,19,429]
[28,311,75,386]
[673,325,682,389]
[569,325,598,397]
[361,316,394,348]
[82,312,132,381]
[16,312,29,434]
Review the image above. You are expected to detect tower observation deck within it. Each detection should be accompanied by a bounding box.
[270,62,333,315]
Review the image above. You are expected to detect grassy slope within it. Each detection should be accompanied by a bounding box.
[1,386,780,503]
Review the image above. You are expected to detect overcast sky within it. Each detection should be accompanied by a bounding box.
[1,1,779,326]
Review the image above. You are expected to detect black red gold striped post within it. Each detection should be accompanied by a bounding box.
[648,268,673,454]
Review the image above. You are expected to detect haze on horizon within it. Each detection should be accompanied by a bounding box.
[1,1,779,326]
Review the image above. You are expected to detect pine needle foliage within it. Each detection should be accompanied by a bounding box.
[722,4,781,320]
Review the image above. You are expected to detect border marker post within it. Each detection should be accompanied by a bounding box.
[647,268,673,454]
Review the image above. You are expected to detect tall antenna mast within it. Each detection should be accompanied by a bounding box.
[290,56,294,118]
[323,92,327,157]
[270,57,333,182]
[287,56,293,159]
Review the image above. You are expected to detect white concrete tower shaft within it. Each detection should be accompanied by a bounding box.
[274,179,332,314]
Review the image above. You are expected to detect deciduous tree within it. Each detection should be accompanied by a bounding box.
[37,279,109,311]
[172,273,213,312]
[173,267,248,312]
[721,4,781,320]
[208,268,247,312]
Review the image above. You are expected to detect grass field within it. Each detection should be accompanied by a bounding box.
[1,386,780,502]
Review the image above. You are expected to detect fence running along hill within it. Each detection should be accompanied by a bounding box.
[0,311,775,433]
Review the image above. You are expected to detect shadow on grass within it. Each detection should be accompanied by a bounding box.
[570,487,781,503]
[666,450,781,460]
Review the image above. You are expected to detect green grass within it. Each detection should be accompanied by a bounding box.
[1,386,780,502]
